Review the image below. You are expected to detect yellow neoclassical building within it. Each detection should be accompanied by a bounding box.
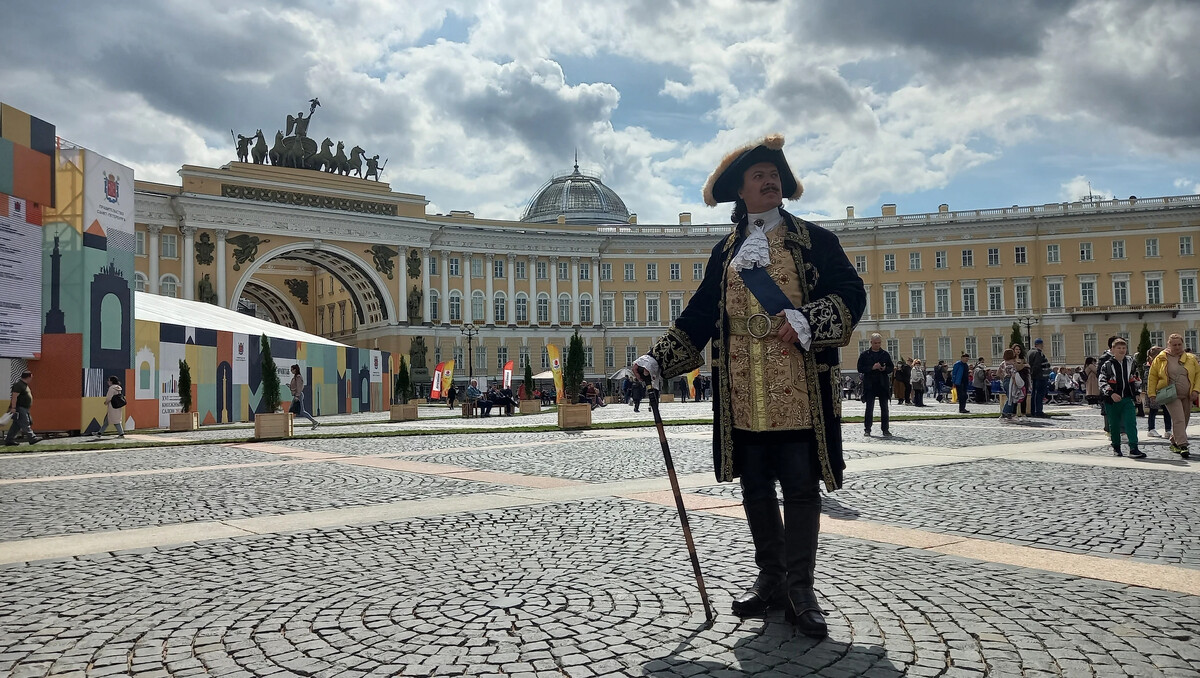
[131,160,1200,383]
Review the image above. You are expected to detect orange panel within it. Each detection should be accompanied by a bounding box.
[28,333,83,432]
[12,144,51,206]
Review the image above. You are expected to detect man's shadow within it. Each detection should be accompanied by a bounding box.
[641,617,902,676]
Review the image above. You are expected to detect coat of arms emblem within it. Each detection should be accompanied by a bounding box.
[104,172,120,204]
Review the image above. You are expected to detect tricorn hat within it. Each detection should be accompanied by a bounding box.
[702,133,803,206]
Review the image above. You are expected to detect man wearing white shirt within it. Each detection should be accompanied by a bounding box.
[634,134,865,638]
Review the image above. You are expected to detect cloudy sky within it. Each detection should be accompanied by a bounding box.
[4,0,1199,224]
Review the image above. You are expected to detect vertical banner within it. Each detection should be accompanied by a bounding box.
[232,333,249,384]
[502,360,514,389]
[83,149,135,253]
[430,361,445,399]
[441,360,455,393]
[369,350,383,382]
[548,344,563,402]
[0,195,42,358]
[688,367,701,399]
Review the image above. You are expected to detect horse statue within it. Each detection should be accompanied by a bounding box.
[311,138,335,172]
[348,146,367,178]
[331,141,349,175]
[268,131,284,166]
[251,130,268,165]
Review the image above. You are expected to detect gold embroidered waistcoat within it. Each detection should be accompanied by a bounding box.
[725,227,813,432]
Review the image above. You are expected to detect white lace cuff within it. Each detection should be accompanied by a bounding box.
[633,354,662,391]
[783,309,812,350]
[730,227,771,271]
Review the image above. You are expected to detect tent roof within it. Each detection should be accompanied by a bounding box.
[134,292,348,347]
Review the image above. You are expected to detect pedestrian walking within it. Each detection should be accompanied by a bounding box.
[972,359,988,404]
[1147,333,1199,458]
[630,378,645,412]
[951,353,972,414]
[1084,356,1100,405]
[910,359,927,407]
[1027,339,1051,417]
[933,361,946,402]
[1100,337,1144,458]
[5,371,40,446]
[858,333,894,436]
[1144,346,1172,440]
[92,376,126,439]
[288,365,320,430]
[633,134,866,638]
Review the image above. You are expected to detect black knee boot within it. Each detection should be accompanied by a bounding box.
[731,499,785,617]
[783,499,828,638]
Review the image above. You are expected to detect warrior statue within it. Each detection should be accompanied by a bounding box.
[233,131,254,162]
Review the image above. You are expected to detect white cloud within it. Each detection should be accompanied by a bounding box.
[1173,178,1200,195]
[1060,176,1115,203]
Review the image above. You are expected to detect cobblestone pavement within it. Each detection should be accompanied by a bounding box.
[0,411,1197,677]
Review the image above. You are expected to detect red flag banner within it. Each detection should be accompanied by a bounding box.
[430,361,445,399]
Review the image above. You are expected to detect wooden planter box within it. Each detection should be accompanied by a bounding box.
[390,404,419,421]
[519,400,542,415]
[254,412,294,439]
[168,411,198,432]
[409,398,427,405]
[604,396,622,404]
[557,403,592,429]
[658,394,675,403]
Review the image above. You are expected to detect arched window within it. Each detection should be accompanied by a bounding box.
[134,272,148,292]
[493,291,507,323]
[536,293,550,324]
[429,289,440,322]
[515,292,529,323]
[471,290,485,322]
[579,293,592,324]
[558,293,572,324]
[160,274,179,298]
[449,290,462,322]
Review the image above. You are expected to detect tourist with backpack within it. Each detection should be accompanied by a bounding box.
[93,376,126,440]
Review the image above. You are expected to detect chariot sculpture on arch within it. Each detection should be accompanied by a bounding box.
[230,97,386,178]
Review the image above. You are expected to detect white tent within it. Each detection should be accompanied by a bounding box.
[532,370,554,379]
[135,292,346,346]
[609,367,635,380]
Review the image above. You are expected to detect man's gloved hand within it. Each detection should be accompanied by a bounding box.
[633,354,662,392]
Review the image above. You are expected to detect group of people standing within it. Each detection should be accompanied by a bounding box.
[1093,333,1198,458]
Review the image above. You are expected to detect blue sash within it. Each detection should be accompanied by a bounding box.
[737,265,795,315]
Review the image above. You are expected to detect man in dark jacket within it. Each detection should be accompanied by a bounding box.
[1027,338,1051,417]
[951,353,972,413]
[857,334,893,436]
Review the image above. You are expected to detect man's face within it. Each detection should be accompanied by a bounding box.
[870,338,882,350]
[738,162,784,213]
[1112,343,1128,359]
[960,356,968,364]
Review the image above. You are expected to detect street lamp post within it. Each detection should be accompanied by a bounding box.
[1017,314,1039,349]
[460,322,479,382]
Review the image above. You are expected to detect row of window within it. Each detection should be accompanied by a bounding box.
[858,330,1199,364]
[429,256,705,283]
[861,236,1195,274]
[424,291,685,325]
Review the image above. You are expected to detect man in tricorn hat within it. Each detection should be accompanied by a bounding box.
[635,135,866,638]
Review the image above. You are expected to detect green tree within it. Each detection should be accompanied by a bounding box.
[523,360,534,399]
[178,359,193,413]
[259,333,282,413]
[1009,322,1025,356]
[395,355,412,404]
[1135,323,1152,372]
[563,331,586,403]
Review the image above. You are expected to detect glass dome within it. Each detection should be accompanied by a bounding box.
[521,163,630,225]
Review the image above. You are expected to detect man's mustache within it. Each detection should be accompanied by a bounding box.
[761,184,780,194]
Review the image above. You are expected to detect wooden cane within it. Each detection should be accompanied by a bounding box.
[647,384,715,625]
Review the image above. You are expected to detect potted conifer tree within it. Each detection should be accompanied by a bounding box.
[169,359,199,431]
[390,356,419,421]
[519,360,541,414]
[557,331,592,428]
[253,333,293,439]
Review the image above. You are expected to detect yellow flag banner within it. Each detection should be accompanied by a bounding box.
[548,345,564,403]
[688,367,701,399]
[441,360,455,394]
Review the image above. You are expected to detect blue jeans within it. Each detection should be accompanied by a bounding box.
[1031,379,1048,415]
[1001,378,1017,415]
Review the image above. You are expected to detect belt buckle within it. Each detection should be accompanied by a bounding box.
[747,312,772,339]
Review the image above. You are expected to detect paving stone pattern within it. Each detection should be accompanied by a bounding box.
[2,499,1197,677]
[0,463,501,541]
[0,445,281,479]
[280,432,584,456]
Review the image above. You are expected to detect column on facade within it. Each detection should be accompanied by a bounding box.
[214,229,228,307]
[440,251,450,326]
[485,253,495,325]
[528,254,538,327]
[147,225,162,294]
[591,257,600,323]
[397,246,408,324]
[549,256,560,326]
[570,256,581,325]
[180,226,195,300]
[507,254,517,326]
[421,247,432,324]
[462,251,474,323]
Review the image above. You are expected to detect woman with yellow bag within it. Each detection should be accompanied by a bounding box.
[1147,333,1200,459]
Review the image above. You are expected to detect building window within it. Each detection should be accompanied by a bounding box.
[646,263,658,281]
[579,262,591,281]
[911,337,925,361]
[1146,238,1159,257]
[493,293,507,323]
[475,345,486,373]
[624,263,635,281]
[601,298,614,324]
[626,345,637,366]
[669,262,680,280]
[493,259,505,279]
[1080,281,1096,307]
[558,261,569,280]
[1181,236,1194,256]
[1150,330,1165,348]
[428,256,438,276]
[935,287,950,315]
[449,291,462,321]
[991,335,1004,360]
[471,257,483,278]
[693,262,704,280]
[558,294,571,323]
[669,297,682,323]
[935,250,947,269]
[937,336,952,361]
[316,307,325,334]
[1146,278,1162,305]
[1080,242,1093,262]
[987,284,1002,313]
[134,272,147,292]
[600,263,612,281]
[1051,334,1064,360]
[1111,240,1125,260]
[624,296,637,322]
[519,346,529,369]
[515,294,528,322]
[909,252,921,270]
[1014,246,1027,264]
[964,335,978,358]
[496,346,508,371]
[472,291,485,321]
[909,288,924,315]
[449,257,461,276]
[961,286,977,314]
[1113,280,1129,306]
[160,233,178,259]
[160,274,179,298]
[1047,282,1063,309]
[454,346,464,368]
[536,294,549,323]
[516,260,526,279]
[858,339,870,355]
[1181,274,1197,304]
[536,261,548,280]
[647,297,660,324]
[585,346,593,369]
[1015,283,1030,310]
[854,255,867,273]
[1047,244,1060,263]
[961,249,974,267]
[1185,329,1198,353]
[580,295,592,323]
[883,254,896,272]
[883,290,899,317]
[1083,333,1098,359]
[987,248,1000,266]
[135,231,146,256]
[605,346,614,368]
[886,338,899,357]
[429,290,440,322]
[542,347,549,369]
